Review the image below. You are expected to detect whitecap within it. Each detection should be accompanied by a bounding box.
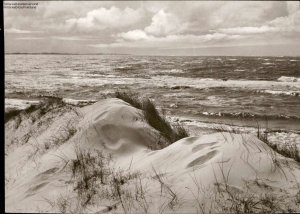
[62,98,97,106]
[257,90,300,96]
[262,62,274,65]
[277,76,300,82]
[5,98,40,112]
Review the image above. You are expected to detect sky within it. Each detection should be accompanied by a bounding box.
[4,1,300,56]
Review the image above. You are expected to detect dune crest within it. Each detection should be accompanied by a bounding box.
[78,98,160,154]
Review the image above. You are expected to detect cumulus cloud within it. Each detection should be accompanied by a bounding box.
[65,6,144,32]
[117,30,152,41]
[268,10,300,32]
[111,6,245,49]
[4,1,300,55]
[116,9,189,42]
[144,10,187,36]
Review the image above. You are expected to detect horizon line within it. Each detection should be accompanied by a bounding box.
[5,52,300,57]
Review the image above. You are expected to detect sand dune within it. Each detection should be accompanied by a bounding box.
[78,98,159,154]
[5,98,300,213]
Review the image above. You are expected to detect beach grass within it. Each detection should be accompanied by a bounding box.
[115,91,189,146]
[257,126,300,163]
[5,97,64,123]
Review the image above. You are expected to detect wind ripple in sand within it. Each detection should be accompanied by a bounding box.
[192,142,218,153]
[186,150,218,168]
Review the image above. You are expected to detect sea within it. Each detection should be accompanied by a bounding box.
[5,54,300,137]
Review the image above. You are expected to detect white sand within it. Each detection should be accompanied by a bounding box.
[5,98,300,213]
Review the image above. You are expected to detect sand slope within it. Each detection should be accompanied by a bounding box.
[5,98,300,213]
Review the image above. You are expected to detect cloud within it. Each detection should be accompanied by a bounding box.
[65,6,144,32]
[5,28,42,34]
[4,1,300,55]
[40,1,110,18]
[15,37,44,40]
[217,26,278,35]
[110,6,247,49]
[268,10,300,33]
[116,9,190,42]
[117,30,152,41]
[286,1,299,15]
[216,5,300,36]
[207,2,282,29]
[51,36,94,41]
[144,10,186,36]
[95,32,245,49]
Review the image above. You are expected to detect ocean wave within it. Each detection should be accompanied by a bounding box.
[256,90,300,96]
[155,76,300,91]
[160,69,184,74]
[62,98,97,106]
[262,62,274,65]
[169,116,300,135]
[277,76,300,82]
[170,85,191,90]
[5,97,98,112]
[5,98,40,112]
[199,111,299,120]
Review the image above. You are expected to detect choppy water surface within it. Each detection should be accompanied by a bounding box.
[5,54,300,131]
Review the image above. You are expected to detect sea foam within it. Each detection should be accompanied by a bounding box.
[277,76,300,82]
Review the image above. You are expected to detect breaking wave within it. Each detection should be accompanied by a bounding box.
[199,111,299,120]
[256,90,300,96]
[277,76,300,82]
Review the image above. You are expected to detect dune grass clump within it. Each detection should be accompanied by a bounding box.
[257,127,300,163]
[116,91,142,110]
[115,91,189,146]
[43,119,78,151]
[5,101,45,123]
[142,99,188,143]
[5,109,23,123]
[69,147,144,213]
[71,148,113,208]
[5,97,65,124]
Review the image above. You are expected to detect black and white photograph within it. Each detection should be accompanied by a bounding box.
[4,1,300,213]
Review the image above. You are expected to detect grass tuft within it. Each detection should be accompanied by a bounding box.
[115,91,189,147]
[71,148,112,207]
[5,97,65,124]
[115,91,142,109]
[257,126,300,163]
[5,109,23,123]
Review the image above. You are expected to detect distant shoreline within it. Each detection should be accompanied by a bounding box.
[5,53,300,57]
[5,53,132,56]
